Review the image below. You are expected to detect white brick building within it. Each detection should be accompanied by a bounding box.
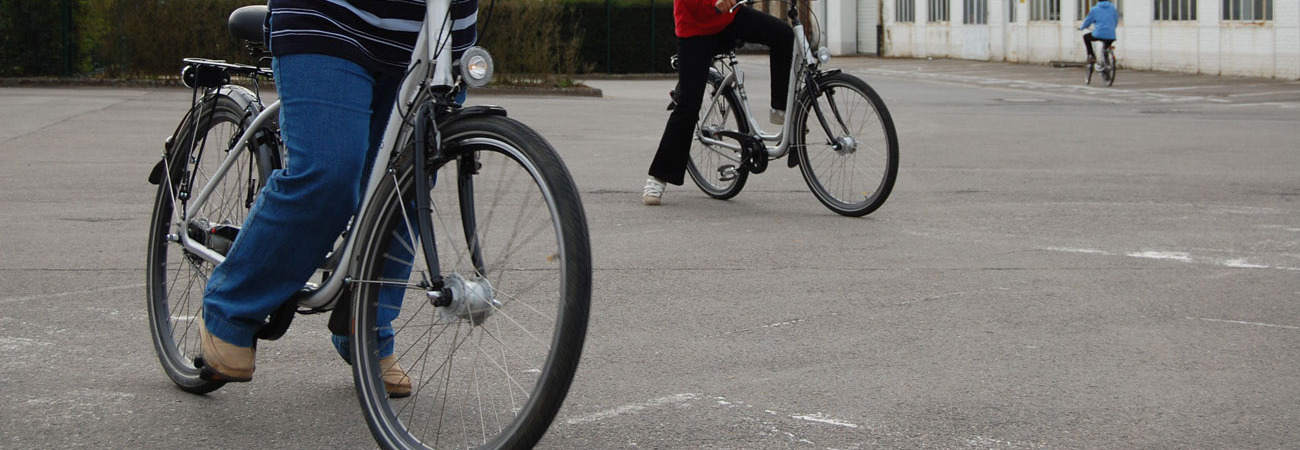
[814,0,1298,80]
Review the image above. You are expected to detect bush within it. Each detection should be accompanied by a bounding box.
[477,0,591,86]
[565,0,676,74]
[87,0,261,78]
[0,0,675,78]
[0,0,79,76]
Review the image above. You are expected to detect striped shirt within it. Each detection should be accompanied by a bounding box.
[267,0,478,75]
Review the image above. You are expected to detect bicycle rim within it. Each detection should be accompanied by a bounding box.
[795,73,899,217]
[351,114,590,450]
[146,95,269,394]
[686,77,749,199]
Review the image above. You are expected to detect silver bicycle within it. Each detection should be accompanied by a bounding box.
[144,2,591,448]
[684,0,899,217]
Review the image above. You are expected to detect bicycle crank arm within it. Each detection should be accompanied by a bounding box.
[713,130,769,174]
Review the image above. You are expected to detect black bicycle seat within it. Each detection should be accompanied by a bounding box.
[228,5,268,44]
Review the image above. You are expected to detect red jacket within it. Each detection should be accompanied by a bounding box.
[674,0,735,37]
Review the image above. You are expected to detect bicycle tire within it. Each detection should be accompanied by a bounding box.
[1085,61,1094,85]
[1105,51,1117,86]
[686,72,750,200]
[146,91,278,394]
[350,113,591,450]
[794,73,899,217]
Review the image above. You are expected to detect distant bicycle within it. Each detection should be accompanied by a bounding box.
[680,0,899,217]
[1086,41,1117,86]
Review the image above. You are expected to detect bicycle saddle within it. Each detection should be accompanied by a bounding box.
[228,5,268,44]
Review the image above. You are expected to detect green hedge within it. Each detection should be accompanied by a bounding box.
[0,0,677,78]
[0,0,81,76]
[88,0,263,77]
[564,1,677,74]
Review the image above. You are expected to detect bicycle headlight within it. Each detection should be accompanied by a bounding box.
[817,47,832,64]
[460,46,494,88]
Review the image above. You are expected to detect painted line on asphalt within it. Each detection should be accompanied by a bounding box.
[563,393,701,425]
[0,283,142,305]
[1189,317,1300,330]
[1043,247,1299,271]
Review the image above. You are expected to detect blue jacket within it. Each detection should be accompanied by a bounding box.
[1080,1,1117,40]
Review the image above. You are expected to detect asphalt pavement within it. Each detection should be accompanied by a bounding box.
[1,57,1298,449]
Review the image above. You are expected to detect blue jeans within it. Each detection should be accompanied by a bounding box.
[203,54,408,354]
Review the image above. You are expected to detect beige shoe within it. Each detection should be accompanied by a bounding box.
[770,108,785,125]
[199,324,254,382]
[380,355,412,398]
[642,177,665,205]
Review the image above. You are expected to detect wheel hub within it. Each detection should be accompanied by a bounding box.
[833,135,857,155]
[434,273,499,325]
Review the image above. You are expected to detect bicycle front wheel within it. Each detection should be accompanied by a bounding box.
[686,74,750,199]
[145,92,278,394]
[794,73,899,217]
[1105,52,1117,86]
[351,113,591,450]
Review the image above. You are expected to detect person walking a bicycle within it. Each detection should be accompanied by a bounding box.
[197,0,477,396]
[643,0,794,205]
[1079,0,1117,65]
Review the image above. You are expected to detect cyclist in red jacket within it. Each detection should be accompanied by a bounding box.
[643,0,793,205]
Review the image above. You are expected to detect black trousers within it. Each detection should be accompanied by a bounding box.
[648,7,793,185]
[1082,33,1115,59]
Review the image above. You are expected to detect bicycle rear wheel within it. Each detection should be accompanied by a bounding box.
[145,91,278,394]
[686,74,750,199]
[794,73,899,217]
[351,113,591,450]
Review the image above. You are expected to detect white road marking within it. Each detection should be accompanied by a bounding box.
[1127,251,1193,263]
[1189,317,1300,330]
[1043,247,1298,270]
[791,412,860,428]
[563,393,701,425]
[0,284,142,305]
[0,337,51,351]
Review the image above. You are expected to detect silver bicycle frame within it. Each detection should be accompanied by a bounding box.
[695,9,818,159]
[174,0,457,310]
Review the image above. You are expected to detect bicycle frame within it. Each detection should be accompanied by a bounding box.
[171,0,460,310]
[695,0,823,159]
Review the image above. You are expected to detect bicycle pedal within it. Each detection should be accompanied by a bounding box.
[718,165,737,181]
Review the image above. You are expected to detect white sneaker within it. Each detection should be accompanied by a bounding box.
[642,177,665,205]
[770,108,785,125]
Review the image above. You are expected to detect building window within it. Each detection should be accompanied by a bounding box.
[1078,0,1124,20]
[929,0,951,21]
[1222,0,1271,20]
[1030,0,1060,20]
[1008,0,1017,22]
[964,0,988,24]
[1154,0,1196,20]
[897,0,916,22]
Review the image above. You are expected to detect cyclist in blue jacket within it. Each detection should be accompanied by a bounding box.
[1079,0,1118,64]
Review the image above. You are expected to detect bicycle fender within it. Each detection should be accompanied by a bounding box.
[437,105,507,128]
[153,85,264,185]
[814,68,842,82]
[216,84,261,122]
[148,158,167,185]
